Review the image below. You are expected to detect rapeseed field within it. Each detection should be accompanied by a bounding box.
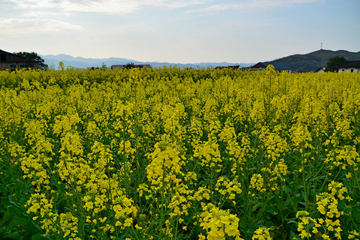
[0,65,359,239]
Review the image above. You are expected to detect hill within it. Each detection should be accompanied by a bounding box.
[40,50,360,72]
[40,54,254,70]
[269,49,360,72]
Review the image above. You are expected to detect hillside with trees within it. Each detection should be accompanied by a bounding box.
[269,49,360,72]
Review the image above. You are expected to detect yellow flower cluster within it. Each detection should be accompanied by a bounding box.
[296,211,318,238]
[59,212,80,239]
[296,181,353,239]
[215,176,242,201]
[249,174,265,193]
[199,203,243,240]
[349,230,360,240]
[252,227,272,240]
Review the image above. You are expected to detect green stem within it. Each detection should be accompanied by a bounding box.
[131,224,141,240]
[158,158,167,240]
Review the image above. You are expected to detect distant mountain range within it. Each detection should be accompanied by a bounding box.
[40,49,360,72]
[40,54,254,70]
[269,49,360,72]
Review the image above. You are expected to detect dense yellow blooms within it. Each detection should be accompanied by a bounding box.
[296,180,353,239]
[0,66,359,239]
[199,203,243,240]
[252,227,272,240]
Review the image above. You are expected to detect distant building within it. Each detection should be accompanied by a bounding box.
[251,62,292,73]
[215,65,240,70]
[314,68,326,73]
[337,61,360,73]
[111,64,152,70]
[0,49,40,72]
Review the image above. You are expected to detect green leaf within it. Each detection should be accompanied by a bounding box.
[281,185,292,193]
[7,205,19,215]
[274,195,286,211]
[351,207,360,222]
[277,201,285,211]
[31,232,46,240]
[24,220,38,237]
[266,206,278,215]
[287,220,298,225]
[0,204,8,213]
[290,231,300,239]
[298,202,307,207]
[2,210,13,224]
[31,220,43,232]
[284,197,292,206]
[256,205,268,219]
[8,217,29,231]
[5,231,21,239]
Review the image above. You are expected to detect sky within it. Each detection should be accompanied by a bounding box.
[0,0,359,64]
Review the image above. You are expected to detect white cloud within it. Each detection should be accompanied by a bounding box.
[0,18,82,35]
[60,0,143,14]
[6,0,57,9]
[6,0,206,14]
[21,11,70,17]
[186,0,318,13]
[156,0,205,9]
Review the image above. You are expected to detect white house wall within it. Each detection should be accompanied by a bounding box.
[339,68,360,73]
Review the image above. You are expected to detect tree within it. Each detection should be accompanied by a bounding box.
[123,62,135,69]
[14,51,49,70]
[327,56,346,69]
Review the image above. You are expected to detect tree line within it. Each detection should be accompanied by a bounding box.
[12,51,349,72]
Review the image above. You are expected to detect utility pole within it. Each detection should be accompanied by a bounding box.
[321,42,322,50]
